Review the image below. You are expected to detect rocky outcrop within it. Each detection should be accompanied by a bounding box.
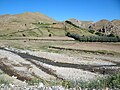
[89,19,120,35]
[67,18,120,36]
[67,18,93,29]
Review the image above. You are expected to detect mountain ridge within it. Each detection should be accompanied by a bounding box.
[0,12,120,37]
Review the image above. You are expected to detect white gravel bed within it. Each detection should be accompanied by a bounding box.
[0,49,56,80]
[0,49,30,65]
[0,47,103,81]
[32,60,103,81]
[26,50,115,66]
[2,46,116,66]
[0,47,116,81]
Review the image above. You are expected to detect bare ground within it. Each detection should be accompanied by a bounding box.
[0,37,120,87]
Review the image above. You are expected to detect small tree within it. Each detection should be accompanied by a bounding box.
[66,32,71,37]
[88,30,95,34]
[22,34,26,37]
[49,34,52,37]
[107,33,115,37]
[95,32,103,36]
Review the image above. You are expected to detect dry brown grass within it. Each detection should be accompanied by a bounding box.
[53,42,120,53]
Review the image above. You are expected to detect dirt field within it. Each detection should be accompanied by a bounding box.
[51,42,120,53]
[0,36,120,88]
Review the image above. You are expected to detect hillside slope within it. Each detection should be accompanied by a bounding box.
[0,12,93,37]
[0,12,119,37]
[0,12,57,37]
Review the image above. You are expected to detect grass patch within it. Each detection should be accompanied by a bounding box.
[25,30,39,36]
[78,73,120,89]
[27,78,44,85]
[0,78,10,85]
[0,74,10,85]
[49,80,75,88]
[50,73,120,89]
[26,74,120,89]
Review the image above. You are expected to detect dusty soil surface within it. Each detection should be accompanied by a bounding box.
[52,42,120,53]
[2,36,75,41]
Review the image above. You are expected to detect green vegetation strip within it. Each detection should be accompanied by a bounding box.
[11,73,120,89]
[66,32,120,42]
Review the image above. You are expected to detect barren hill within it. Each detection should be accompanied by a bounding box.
[0,12,120,37]
[0,12,57,36]
[0,12,93,37]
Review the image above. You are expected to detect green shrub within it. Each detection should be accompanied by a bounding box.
[61,80,75,89]
[95,32,103,36]
[28,78,42,85]
[65,32,71,36]
[77,73,120,89]
[107,33,115,37]
[88,30,95,34]
[107,74,120,88]
[0,78,10,85]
